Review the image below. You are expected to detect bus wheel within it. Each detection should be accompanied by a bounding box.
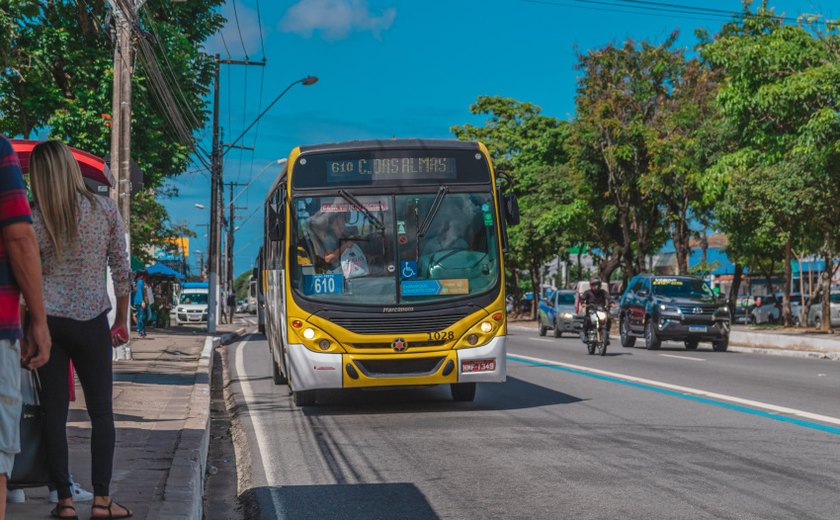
[450,383,476,402]
[293,389,316,407]
[272,359,287,385]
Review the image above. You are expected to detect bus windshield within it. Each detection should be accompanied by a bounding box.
[290,192,499,305]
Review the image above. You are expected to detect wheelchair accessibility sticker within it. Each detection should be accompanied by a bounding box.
[400,261,418,279]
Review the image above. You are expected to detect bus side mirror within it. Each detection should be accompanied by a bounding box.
[505,193,520,226]
[252,267,258,278]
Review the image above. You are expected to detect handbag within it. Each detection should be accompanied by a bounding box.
[9,367,51,487]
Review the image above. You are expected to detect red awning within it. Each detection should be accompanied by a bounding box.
[9,139,114,187]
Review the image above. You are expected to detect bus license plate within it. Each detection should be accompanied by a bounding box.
[462,359,496,373]
[688,325,707,332]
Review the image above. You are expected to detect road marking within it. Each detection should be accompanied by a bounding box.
[508,353,840,435]
[659,354,705,362]
[234,336,287,518]
[528,338,555,343]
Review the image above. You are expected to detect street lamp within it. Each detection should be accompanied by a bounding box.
[208,74,318,334]
[222,76,318,156]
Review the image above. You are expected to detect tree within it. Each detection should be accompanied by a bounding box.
[452,97,578,318]
[0,0,224,253]
[702,4,840,329]
[570,33,695,280]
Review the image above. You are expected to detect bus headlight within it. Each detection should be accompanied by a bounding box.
[480,321,493,333]
[318,339,331,350]
[303,328,316,340]
[467,334,479,345]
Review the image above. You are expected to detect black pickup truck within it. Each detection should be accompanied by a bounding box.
[617,274,731,351]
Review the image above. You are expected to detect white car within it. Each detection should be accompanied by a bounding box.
[175,283,209,325]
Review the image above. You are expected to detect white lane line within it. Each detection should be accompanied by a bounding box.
[529,338,555,343]
[659,354,705,362]
[235,336,287,518]
[509,353,840,426]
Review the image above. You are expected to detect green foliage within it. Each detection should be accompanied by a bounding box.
[0,0,224,254]
[452,97,581,312]
[233,270,252,301]
[702,4,840,291]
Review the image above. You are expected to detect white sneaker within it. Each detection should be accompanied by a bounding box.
[6,488,26,503]
[49,481,94,503]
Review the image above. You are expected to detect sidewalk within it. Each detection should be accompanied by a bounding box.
[509,319,840,360]
[7,323,234,520]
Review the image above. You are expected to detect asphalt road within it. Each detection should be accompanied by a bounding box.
[224,326,840,520]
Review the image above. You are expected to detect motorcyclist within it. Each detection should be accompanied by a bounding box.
[580,277,613,345]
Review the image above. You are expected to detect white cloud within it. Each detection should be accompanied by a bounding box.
[280,0,397,41]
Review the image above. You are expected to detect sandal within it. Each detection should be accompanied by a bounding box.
[90,500,133,519]
[50,504,79,519]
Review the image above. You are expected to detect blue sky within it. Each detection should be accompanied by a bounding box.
[163,0,833,277]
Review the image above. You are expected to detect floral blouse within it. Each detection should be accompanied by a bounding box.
[33,194,132,321]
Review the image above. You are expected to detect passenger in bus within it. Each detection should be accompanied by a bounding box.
[308,211,355,272]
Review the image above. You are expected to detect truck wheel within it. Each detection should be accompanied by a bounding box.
[712,336,729,352]
[293,389,316,407]
[645,319,661,350]
[620,315,636,348]
[451,383,477,402]
[684,339,699,350]
[553,322,562,338]
[538,322,547,336]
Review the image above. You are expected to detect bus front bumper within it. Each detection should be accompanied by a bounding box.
[287,336,507,392]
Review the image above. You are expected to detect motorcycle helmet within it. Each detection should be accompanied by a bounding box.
[590,277,602,290]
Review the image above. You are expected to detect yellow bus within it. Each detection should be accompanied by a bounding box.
[261,139,519,406]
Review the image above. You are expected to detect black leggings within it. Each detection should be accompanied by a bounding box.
[37,312,115,499]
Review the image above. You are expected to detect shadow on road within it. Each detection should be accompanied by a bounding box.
[241,483,439,520]
[301,376,583,416]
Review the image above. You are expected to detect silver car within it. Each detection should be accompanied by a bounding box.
[807,293,840,328]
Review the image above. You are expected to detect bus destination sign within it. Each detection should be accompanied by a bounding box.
[326,157,457,183]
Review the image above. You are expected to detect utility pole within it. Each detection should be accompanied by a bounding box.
[225,181,248,305]
[208,57,264,332]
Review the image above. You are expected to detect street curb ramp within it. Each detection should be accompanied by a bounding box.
[156,335,218,519]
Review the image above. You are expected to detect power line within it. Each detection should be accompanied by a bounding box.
[255,0,266,58]
[219,31,232,58]
[517,0,826,26]
[231,0,249,58]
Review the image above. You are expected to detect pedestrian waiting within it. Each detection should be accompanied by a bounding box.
[28,140,133,519]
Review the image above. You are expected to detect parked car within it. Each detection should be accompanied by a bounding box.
[806,293,840,328]
[538,290,581,337]
[175,282,209,325]
[618,274,730,351]
[750,294,782,324]
[733,295,756,324]
[749,293,805,325]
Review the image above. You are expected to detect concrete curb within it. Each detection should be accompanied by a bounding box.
[729,329,840,352]
[508,324,840,361]
[220,327,246,346]
[156,335,218,519]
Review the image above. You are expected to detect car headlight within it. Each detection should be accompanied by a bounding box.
[560,312,573,319]
[659,304,680,314]
[718,306,729,313]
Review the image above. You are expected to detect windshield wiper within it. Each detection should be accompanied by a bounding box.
[417,185,449,238]
[337,190,384,231]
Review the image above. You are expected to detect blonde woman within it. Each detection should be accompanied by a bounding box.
[28,141,132,519]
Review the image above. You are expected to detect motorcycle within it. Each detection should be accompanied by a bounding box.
[584,305,610,356]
